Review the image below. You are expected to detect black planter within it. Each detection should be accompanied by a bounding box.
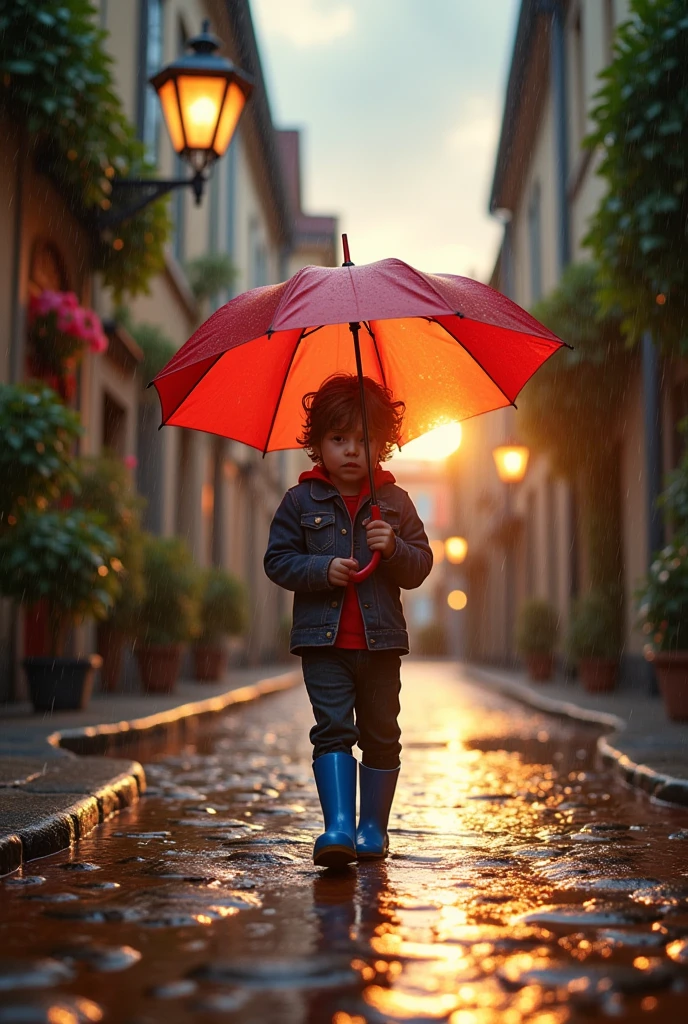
[23,655,102,712]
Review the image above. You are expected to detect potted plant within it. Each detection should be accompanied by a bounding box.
[134,535,200,694]
[567,591,621,693]
[193,568,246,681]
[637,535,688,721]
[515,599,559,682]
[74,453,146,692]
[0,509,121,711]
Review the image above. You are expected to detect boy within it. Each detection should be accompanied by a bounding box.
[264,374,433,868]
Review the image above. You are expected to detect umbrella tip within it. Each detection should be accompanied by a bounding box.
[342,233,354,267]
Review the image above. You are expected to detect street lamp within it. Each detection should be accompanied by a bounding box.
[492,441,530,666]
[445,536,468,565]
[492,444,529,485]
[100,21,253,227]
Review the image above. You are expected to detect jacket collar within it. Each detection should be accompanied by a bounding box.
[299,464,395,503]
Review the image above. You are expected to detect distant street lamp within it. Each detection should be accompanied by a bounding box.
[445,536,468,565]
[99,21,253,226]
[492,444,530,484]
[492,441,530,666]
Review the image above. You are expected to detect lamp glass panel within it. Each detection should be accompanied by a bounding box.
[157,79,185,152]
[493,446,529,483]
[213,82,246,156]
[176,75,226,150]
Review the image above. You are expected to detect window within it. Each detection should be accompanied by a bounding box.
[138,0,164,159]
[249,217,268,288]
[102,392,126,456]
[527,181,542,304]
[671,379,688,468]
[603,0,615,62]
[413,491,434,525]
[546,476,558,604]
[525,491,537,597]
[573,5,586,142]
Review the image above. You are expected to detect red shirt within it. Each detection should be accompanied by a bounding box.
[297,464,397,651]
[336,493,367,649]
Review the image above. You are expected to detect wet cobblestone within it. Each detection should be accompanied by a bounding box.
[1,662,688,1023]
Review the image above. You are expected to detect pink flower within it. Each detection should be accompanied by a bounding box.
[123,454,138,470]
[29,290,108,353]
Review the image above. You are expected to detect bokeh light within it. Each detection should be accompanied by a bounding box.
[393,422,462,462]
[448,589,468,610]
[445,536,468,564]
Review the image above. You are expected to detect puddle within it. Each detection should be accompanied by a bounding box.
[2,663,688,1022]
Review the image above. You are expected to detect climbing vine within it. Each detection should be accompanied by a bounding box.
[0,0,171,297]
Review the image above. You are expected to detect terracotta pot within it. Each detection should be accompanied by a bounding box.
[98,623,126,693]
[135,645,183,694]
[525,653,554,683]
[23,655,101,712]
[654,651,688,721]
[579,657,618,694]
[193,645,227,682]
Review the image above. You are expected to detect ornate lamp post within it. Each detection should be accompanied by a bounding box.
[492,441,530,664]
[100,21,253,226]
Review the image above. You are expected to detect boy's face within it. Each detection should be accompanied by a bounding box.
[316,419,382,495]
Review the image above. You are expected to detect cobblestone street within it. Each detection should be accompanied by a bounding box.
[2,661,688,1023]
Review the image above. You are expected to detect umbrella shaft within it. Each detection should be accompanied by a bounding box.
[349,321,377,506]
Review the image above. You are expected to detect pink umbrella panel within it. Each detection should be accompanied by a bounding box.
[151,257,567,454]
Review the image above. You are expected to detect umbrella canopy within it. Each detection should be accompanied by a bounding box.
[151,257,565,454]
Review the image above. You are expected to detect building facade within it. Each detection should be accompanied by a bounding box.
[0,0,336,698]
[457,0,688,679]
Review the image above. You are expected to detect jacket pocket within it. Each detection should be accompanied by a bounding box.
[301,512,335,553]
[380,505,401,534]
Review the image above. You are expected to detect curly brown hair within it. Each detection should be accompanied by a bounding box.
[299,374,405,464]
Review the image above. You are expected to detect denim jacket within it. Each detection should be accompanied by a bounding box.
[264,471,433,654]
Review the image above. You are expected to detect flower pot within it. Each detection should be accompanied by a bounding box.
[578,657,618,694]
[193,645,227,682]
[23,655,102,712]
[654,652,688,721]
[135,644,183,694]
[98,623,126,693]
[524,653,555,683]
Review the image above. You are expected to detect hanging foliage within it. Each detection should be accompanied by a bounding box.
[519,263,630,599]
[585,0,688,353]
[0,0,171,297]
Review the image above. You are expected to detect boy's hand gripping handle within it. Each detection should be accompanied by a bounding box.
[350,504,382,584]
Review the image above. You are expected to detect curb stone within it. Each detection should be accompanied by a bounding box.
[465,665,688,809]
[0,669,301,876]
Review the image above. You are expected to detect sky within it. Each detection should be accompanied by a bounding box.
[250,0,520,281]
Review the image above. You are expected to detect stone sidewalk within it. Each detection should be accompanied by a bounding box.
[0,663,301,875]
[466,662,688,806]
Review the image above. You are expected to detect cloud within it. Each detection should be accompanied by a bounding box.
[251,0,356,48]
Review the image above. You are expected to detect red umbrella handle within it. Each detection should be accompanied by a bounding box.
[350,504,382,583]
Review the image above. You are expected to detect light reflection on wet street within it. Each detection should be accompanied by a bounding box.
[2,661,688,1023]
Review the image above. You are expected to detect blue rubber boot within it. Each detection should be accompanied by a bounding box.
[355,763,400,860]
[312,753,357,868]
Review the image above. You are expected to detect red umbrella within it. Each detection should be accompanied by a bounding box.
[151,236,565,580]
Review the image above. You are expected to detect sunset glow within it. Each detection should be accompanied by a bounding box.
[393,422,462,462]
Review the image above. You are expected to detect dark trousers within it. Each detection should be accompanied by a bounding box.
[301,648,402,770]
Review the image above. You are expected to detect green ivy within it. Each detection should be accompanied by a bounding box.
[585,0,688,353]
[0,383,81,524]
[0,0,171,297]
